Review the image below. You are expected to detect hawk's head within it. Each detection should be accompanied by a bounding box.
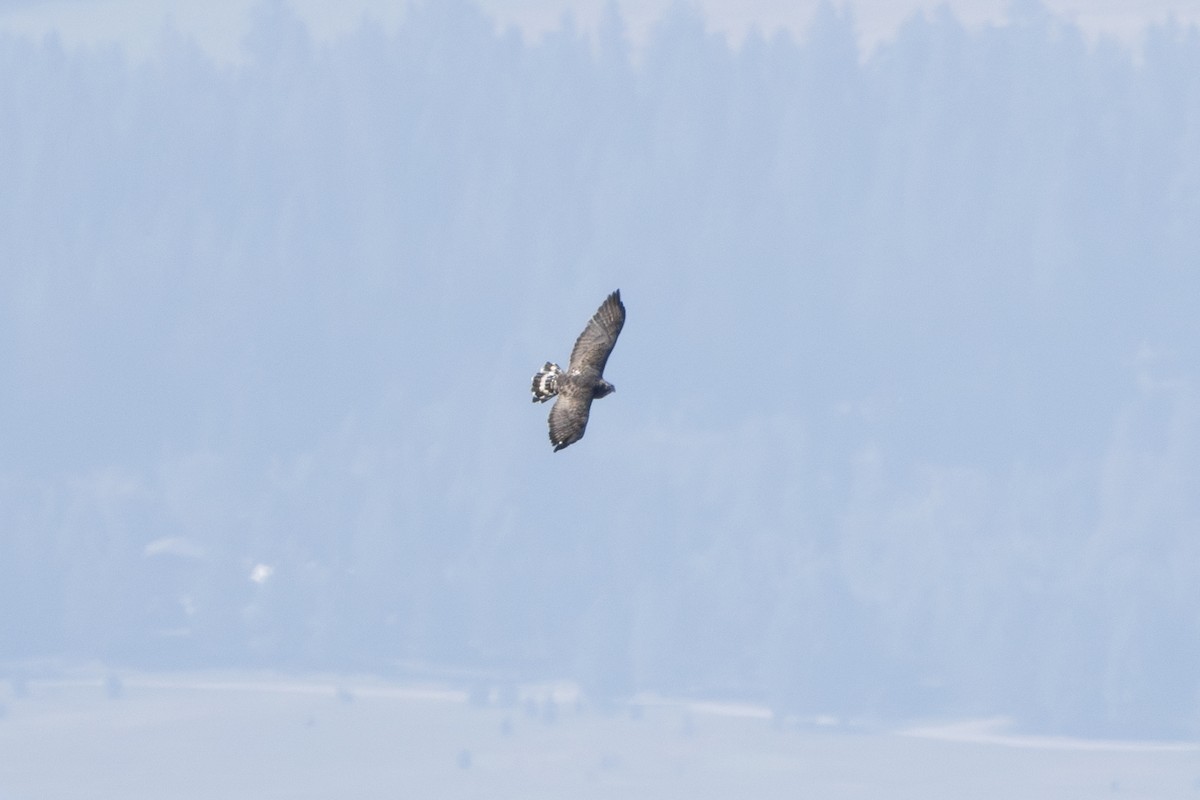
[593,379,615,399]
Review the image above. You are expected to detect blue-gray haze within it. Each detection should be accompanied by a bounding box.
[1,0,1198,739]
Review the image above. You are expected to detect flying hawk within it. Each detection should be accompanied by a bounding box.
[531,290,626,452]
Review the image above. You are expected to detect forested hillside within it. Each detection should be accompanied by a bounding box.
[1,1,1197,738]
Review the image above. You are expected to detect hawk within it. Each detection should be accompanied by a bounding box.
[531,290,626,452]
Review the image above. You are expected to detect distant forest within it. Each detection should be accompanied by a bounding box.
[1,1,1198,739]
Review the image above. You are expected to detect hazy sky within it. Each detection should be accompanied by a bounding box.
[2,0,1198,61]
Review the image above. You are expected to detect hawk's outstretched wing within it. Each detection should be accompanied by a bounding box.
[567,290,625,376]
[547,392,592,452]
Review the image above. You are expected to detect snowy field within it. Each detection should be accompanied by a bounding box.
[1,671,1197,800]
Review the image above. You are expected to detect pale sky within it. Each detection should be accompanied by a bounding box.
[1,0,1197,61]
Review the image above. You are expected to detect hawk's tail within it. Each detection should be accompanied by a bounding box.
[531,362,561,403]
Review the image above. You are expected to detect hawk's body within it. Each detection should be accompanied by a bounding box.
[531,290,625,451]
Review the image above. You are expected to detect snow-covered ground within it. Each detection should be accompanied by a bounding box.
[2,671,1196,800]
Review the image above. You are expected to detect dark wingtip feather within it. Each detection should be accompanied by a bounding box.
[600,289,625,323]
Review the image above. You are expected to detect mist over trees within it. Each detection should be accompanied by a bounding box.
[1,0,1198,738]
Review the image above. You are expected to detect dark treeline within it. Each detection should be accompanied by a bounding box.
[1,1,1198,738]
